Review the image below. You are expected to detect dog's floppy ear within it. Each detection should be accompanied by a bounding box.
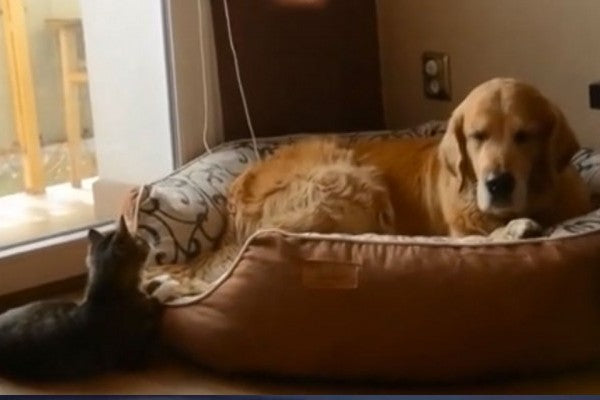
[438,109,469,189]
[549,104,580,172]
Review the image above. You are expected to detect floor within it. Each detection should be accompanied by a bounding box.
[0,177,99,249]
[1,351,600,394]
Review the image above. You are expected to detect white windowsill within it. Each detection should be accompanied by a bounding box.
[0,223,112,296]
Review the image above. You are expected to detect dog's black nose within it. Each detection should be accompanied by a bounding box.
[485,172,515,199]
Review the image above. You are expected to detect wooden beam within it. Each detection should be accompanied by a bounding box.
[58,26,83,188]
[1,0,45,194]
[47,18,87,188]
[69,70,88,84]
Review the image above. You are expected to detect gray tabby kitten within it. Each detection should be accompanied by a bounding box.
[0,217,161,380]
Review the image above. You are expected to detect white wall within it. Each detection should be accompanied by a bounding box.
[81,0,173,185]
[377,0,600,149]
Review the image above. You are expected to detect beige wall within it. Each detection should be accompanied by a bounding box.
[377,0,600,149]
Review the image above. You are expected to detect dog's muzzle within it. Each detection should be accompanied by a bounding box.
[485,171,515,205]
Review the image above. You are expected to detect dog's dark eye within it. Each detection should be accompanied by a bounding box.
[514,130,530,144]
[471,131,488,142]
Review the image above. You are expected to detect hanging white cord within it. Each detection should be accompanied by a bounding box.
[223,0,261,161]
[197,0,212,154]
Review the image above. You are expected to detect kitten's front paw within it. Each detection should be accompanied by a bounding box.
[490,218,544,240]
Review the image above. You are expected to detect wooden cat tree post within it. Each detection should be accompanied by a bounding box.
[1,0,45,194]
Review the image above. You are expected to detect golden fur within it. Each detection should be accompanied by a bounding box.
[227,138,395,243]
[227,78,592,241]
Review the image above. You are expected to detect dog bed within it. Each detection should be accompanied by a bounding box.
[124,121,600,381]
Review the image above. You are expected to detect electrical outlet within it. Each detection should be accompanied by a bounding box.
[422,52,451,100]
[590,82,600,109]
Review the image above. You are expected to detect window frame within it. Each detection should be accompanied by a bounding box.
[0,223,111,297]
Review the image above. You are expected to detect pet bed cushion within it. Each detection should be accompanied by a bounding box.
[162,229,600,381]
[125,121,600,381]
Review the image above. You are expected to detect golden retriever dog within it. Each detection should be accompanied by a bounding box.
[227,78,592,242]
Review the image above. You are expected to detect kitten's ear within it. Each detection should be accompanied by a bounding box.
[88,229,103,246]
[113,215,131,242]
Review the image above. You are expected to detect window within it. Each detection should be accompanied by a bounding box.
[0,0,98,249]
[0,0,180,296]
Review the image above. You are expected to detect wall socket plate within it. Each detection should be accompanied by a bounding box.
[590,82,600,109]
[422,52,451,101]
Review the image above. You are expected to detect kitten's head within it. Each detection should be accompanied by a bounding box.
[86,216,150,296]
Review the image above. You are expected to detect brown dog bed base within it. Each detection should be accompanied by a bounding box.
[123,122,600,381]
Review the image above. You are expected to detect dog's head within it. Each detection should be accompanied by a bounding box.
[439,77,579,217]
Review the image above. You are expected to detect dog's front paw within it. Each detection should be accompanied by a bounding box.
[490,218,544,240]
